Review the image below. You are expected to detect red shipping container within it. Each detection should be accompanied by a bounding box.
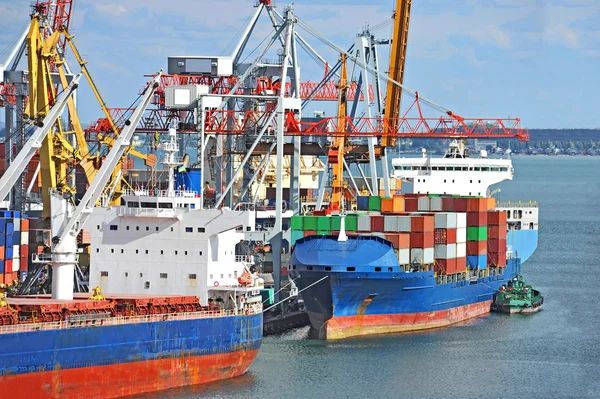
[467,197,487,212]
[21,244,29,256]
[404,198,418,212]
[384,233,410,249]
[5,259,12,272]
[304,230,317,237]
[21,218,30,231]
[442,197,455,212]
[0,246,4,260]
[411,215,434,232]
[3,272,13,285]
[487,226,507,240]
[371,215,385,232]
[467,211,488,227]
[435,258,457,275]
[488,239,507,253]
[456,257,467,272]
[20,256,28,272]
[488,252,507,267]
[488,211,508,226]
[467,241,487,255]
[454,198,468,212]
[410,231,434,248]
[434,228,457,244]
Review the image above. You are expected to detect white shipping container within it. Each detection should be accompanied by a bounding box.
[434,213,457,229]
[398,216,411,232]
[398,248,410,265]
[424,247,435,264]
[430,197,443,211]
[418,197,430,211]
[13,245,19,258]
[21,231,29,244]
[384,216,399,232]
[358,215,371,232]
[456,227,467,243]
[457,242,467,257]
[410,248,424,263]
[12,257,20,272]
[456,212,467,228]
[434,243,457,259]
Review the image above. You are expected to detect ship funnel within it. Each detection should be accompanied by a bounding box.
[338,214,348,242]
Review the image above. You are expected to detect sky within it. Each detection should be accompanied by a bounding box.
[0,0,599,129]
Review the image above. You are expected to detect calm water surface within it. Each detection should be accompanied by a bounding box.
[149,156,600,399]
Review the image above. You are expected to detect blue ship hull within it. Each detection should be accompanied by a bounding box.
[0,312,263,398]
[288,236,520,339]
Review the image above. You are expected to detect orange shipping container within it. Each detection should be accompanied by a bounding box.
[381,197,405,213]
[487,225,507,240]
[487,211,507,226]
[488,252,507,267]
[467,241,487,255]
[0,246,4,260]
[384,233,410,249]
[487,197,497,211]
[21,218,30,231]
[20,256,28,272]
[411,215,434,232]
[467,197,488,212]
[456,257,467,272]
[435,258,457,275]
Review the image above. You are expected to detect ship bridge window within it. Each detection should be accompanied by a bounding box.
[431,166,438,171]
[101,271,108,277]
[185,227,193,233]
[141,202,157,208]
[491,167,500,172]
[110,225,118,231]
[190,203,196,209]
[402,166,411,170]
[501,167,508,172]
[438,166,446,171]
[481,167,490,172]
[145,281,150,289]
[128,202,139,208]
[198,227,205,233]
[189,274,197,279]
[461,167,468,171]
[446,167,454,171]
[474,167,481,171]
[159,203,173,209]
[160,273,168,279]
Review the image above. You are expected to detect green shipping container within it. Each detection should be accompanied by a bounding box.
[467,226,488,241]
[345,215,358,232]
[260,288,274,306]
[368,196,381,211]
[304,216,318,231]
[317,216,331,231]
[290,216,303,230]
[290,230,305,245]
[330,216,341,231]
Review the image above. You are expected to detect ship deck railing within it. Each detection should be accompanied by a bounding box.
[122,188,199,198]
[0,305,262,335]
[496,201,538,208]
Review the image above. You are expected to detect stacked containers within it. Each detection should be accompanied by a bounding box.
[487,210,508,267]
[0,211,27,284]
[455,212,467,272]
[410,215,434,264]
[433,213,457,274]
[384,232,411,265]
[466,198,488,270]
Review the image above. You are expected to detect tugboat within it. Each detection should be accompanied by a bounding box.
[492,275,543,314]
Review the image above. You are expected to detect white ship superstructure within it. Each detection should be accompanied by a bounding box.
[391,140,513,197]
[87,126,259,303]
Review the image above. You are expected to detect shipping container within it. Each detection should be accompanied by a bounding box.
[303,216,318,231]
[434,213,457,229]
[488,239,507,253]
[357,196,369,210]
[370,215,385,232]
[434,228,457,244]
[417,197,430,212]
[487,225,507,240]
[330,216,341,231]
[467,226,487,241]
[0,260,3,273]
[487,252,507,267]
[384,233,410,250]
[14,219,21,232]
[467,241,487,256]
[0,246,3,260]
[487,210,508,226]
[358,215,371,232]
[456,256,467,272]
[21,218,30,231]
[12,245,19,258]
[316,216,330,231]
[404,197,418,212]
[6,247,13,259]
[384,216,399,232]
[430,197,443,211]
[466,211,488,227]
[381,198,394,213]
[410,232,434,248]
[456,242,466,258]
[467,255,487,270]
[368,196,381,211]
[290,216,303,230]
[456,212,467,229]
[19,255,27,272]
[20,230,29,245]
[454,198,468,212]
[12,257,19,272]
[442,197,455,212]
[435,258,457,275]
[456,227,467,243]
[410,248,434,264]
[411,215,434,232]
[398,216,411,232]
[290,230,304,246]
[467,197,488,212]
[487,197,497,211]
[398,248,410,265]
[345,215,358,232]
[434,243,457,259]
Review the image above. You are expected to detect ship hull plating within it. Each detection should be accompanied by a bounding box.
[0,313,262,398]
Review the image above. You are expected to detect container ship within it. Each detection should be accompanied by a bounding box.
[288,142,538,339]
[0,126,264,398]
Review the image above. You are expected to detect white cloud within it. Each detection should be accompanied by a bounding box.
[94,4,127,17]
[543,24,581,48]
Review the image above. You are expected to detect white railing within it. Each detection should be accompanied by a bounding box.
[0,306,262,336]
[123,189,199,198]
[496,201,538,208]
[117,207,178,218]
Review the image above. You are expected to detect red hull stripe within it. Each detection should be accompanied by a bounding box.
[2,349,259,399]
[327,300,492,339]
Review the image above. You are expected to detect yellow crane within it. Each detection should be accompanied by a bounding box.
[328,53,350,211]
[25,15,155,217]
[383,0,412,148]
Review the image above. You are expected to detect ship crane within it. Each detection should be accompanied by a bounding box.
[33,72,161,301]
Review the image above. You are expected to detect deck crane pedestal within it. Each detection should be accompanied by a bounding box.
[31,72,162,301]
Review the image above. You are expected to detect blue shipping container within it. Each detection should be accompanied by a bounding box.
[467,255,487,270]
[6,222,14,235]
[0,234,4,246]
[0,211,11,218]
[13,233,20,245]
[0,260,4,273]
[13,211,20,218]
[357,196,370,211]
[6,247,13,260]
[6,235,13,248]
